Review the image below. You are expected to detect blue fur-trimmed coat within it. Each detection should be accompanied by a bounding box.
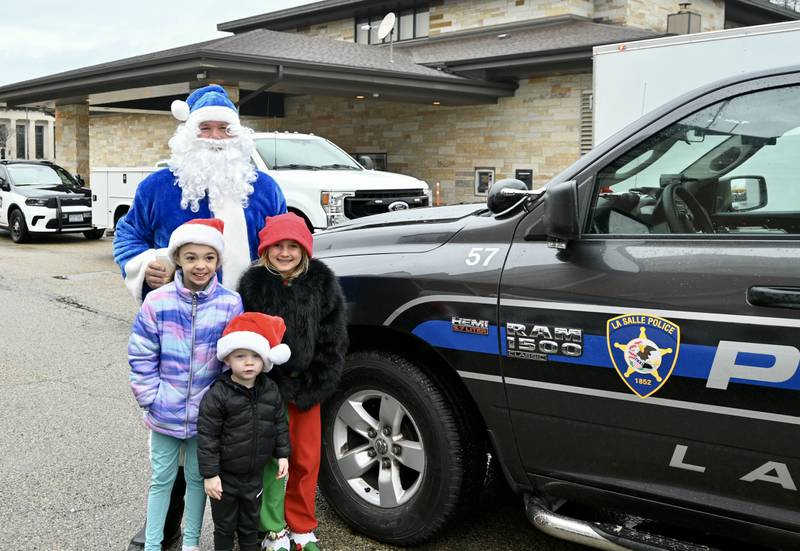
[112,168,286,280]
[238,260,348,410]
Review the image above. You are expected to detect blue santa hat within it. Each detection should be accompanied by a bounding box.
[170,84,240,128]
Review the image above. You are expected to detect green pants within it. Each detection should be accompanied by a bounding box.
[259,456,287,532]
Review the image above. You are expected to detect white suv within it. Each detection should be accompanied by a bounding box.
[0,161,103,243]
[252,132,431,229]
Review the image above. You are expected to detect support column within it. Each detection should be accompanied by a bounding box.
[27,118,36,160]
[55,103,90,180]
[8,118,18,158]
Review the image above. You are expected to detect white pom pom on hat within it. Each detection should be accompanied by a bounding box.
[171,100,190,122]
[268,343,291,365]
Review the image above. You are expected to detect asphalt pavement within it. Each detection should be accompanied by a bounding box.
[0,233,582,551]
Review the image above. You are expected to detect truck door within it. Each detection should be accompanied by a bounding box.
[499,75,800,534]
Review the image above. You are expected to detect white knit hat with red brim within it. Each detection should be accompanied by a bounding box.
[167,218,225,262]
[217,312,291,371]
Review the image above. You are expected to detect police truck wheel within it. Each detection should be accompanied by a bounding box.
[319,350,478,545]
[9,210,30,243]
[83,229,105,240]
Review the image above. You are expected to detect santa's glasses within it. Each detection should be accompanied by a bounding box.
[197,122,235,139]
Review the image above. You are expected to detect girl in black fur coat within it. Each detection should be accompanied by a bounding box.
[237,212,347,551]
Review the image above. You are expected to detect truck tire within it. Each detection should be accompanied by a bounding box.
[319,350,479,545]
[83,229,105,240]
[9,210,30,243]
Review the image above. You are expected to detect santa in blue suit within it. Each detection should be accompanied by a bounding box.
[114,84,286,301]
[113,85,286,551]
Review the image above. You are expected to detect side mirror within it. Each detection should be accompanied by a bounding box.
[718,175,767,212]
[487,178,529,214]
[357,155,374,170]
[75,174,86,187]
[0,178,9,192]
[543,180,579,244]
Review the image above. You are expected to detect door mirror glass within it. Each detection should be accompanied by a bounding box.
[543,180,579,242]
[720,176,767,212]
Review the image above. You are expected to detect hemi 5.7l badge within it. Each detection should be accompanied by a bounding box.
[451,317,490,335]
[607,314,680,398]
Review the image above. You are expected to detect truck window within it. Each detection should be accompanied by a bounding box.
[254,137,361,170]
[589,84,800,235]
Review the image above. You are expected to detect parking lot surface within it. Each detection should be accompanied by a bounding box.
[0,233,581,551]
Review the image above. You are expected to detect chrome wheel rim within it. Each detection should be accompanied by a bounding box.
[332,389,425,507]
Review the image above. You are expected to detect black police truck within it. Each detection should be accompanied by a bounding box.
[313,66,800,550]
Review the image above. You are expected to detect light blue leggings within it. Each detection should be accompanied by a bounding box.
[145,431,206,551]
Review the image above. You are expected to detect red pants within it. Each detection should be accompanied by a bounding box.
[260,402,321,534]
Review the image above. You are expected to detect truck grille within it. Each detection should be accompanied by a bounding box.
[344,189,428,219]
[46,196,91,208]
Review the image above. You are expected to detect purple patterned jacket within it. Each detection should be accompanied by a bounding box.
[128,270,243,439]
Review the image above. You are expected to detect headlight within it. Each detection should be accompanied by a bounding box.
[25,198,49,206]
[320,191,355,226]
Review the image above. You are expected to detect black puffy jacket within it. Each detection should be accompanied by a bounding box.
[197,371,290,478]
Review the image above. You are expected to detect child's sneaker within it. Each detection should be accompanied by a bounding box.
[290,531,321,551]
[262,527,290,551]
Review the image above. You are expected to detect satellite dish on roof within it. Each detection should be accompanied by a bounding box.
[377,12,396,40]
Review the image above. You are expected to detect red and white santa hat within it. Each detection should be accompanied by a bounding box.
[216,312,291,371]
[167,218,225,261]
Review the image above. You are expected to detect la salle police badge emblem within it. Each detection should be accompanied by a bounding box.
[607,314,680,398]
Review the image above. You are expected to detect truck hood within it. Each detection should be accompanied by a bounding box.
[270,168,428,192]
[314,203,486,258]
[13,185,90,198]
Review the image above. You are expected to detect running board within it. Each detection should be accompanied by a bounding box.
[524,494,717,551]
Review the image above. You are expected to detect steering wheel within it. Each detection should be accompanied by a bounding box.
[661,183,714,233]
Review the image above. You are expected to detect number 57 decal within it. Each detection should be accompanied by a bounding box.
[465,247,501,267]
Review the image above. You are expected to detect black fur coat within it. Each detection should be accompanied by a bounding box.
[238,259,347,410]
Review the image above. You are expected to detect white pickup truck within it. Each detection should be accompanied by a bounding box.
[91,132,431,232]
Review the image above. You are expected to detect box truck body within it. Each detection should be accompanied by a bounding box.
[593,20,800,146]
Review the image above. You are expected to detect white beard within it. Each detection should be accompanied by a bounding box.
[167,123,258,213]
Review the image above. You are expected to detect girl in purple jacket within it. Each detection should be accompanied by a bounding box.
[129,218,243,551]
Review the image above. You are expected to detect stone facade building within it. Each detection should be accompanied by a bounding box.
[0,0,796,203]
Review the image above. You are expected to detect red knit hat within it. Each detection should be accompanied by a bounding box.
[257,213,313,258]
[216,312,291,371]
[167,218,225,261]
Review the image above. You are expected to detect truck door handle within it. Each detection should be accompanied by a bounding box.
[747,286,800,310]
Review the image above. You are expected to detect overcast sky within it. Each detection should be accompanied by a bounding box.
[0,0,317,86]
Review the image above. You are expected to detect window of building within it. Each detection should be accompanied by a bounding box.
[0,124,7,160]
[352,151,388,171]
[35,125,45,159]
[16,124,26,159]
[355,6,429,44]
[475,167,495,196]
[399,11,414,40]
[415,9,430,37]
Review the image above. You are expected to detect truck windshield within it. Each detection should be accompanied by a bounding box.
[255,137,362,170]
[7,164,78,187]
